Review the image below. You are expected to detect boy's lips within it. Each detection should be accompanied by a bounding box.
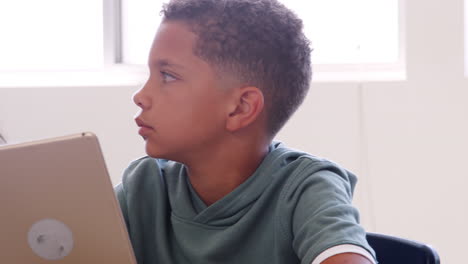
[135,117,154,137]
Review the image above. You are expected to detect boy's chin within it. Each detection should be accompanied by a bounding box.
[144,140,189,163]
[145,143,172,160]
[145,145,162,159]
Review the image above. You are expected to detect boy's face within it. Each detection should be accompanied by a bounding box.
[133,21,232,161]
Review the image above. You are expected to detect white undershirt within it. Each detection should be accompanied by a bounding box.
[311,244,376,264]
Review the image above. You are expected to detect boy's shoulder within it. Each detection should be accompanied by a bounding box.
[264,142,357,183]
[267,141,336,166]
[247,143,349,202]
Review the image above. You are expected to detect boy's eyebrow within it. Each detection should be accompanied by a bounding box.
[150,59,186,70]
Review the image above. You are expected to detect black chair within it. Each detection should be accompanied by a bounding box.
[366,232,440,264]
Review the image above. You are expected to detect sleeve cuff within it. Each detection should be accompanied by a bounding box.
[311,244,376,264]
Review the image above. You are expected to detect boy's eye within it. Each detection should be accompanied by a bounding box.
[161,71,177,82]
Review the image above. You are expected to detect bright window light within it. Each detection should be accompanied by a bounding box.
[121,0,400,65]
[0,0,103,71]
[121,0,164,65]
[288,0,400,64]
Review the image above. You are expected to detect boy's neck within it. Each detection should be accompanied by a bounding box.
[184,137,270,206]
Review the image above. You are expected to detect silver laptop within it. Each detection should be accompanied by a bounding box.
[0,132,136,263]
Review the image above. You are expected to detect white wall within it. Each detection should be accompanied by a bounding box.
[0,85,146,182]
[0,0,467,262]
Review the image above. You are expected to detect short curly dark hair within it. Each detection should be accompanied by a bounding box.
[162,0,312,136]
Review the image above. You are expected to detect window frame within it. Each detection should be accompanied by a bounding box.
[103,0,123,65]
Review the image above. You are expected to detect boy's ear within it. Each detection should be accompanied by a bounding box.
[226,86,265,132]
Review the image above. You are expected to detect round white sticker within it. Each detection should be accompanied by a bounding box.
[27,218,74,260]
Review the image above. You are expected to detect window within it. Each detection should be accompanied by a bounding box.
[0,0,103,71]
[0,0,401,77]
[121,0,401,66]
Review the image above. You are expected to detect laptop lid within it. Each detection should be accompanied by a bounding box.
[0,132,136,263]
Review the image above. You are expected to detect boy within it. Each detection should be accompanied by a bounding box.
[115,0,376,263]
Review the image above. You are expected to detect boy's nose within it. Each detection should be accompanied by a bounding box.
[132,88,150,110]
